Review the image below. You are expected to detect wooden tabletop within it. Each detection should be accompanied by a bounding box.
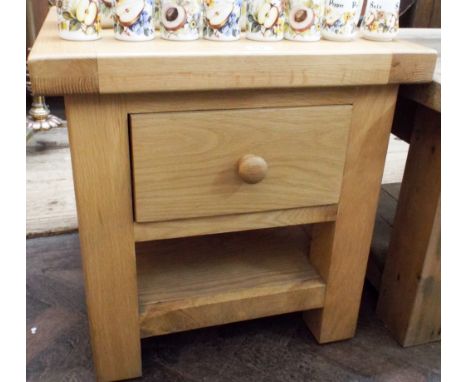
[398,29,440,112]
[28,8,437,96]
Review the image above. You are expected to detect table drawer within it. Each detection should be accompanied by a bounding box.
[130,105,351,223]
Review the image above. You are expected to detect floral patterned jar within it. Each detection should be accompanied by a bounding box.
[160,0,203,40]
[321,0,363,41]
[285,0,323,41]
[361,0,399,41]
[247,0,285,41]
[56,0,102,41]
[99,0,114,28]
[114,0,155,41]
[203,0,242,41]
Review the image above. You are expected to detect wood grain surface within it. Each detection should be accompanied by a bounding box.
[377,106,441,347]
[124,87,356,114]
[131,106,351,222]
[134,205,338,241]
[26,129,408,238]
[137,226,325,337]
[398,29,440,112]
[303,85,398,343]
[28,10,437,95]
[27,232,441,382]
[65,95,142,381]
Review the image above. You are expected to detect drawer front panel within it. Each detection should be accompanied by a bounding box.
[131,105,351,223]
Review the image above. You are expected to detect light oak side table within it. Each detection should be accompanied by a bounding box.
[28,10,436,381]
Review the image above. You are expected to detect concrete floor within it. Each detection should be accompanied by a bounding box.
[27,231,440,382]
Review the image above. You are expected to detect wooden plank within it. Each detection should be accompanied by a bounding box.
[26,147,77,237]
[131,106,351,222]
[28,10,437,95]
[136,226,326,338]
[28,16,100,96]
[401,81,440,113]
[389,51,438,85]
[99,47,430,94]
[125,87,357,113]
[397,29,440,112]
[98,36,435,92]
[377,106,441,347]
[26,127,78,237]
[134,205,338,241]
[303,85,398,343]
[65,95,141,380]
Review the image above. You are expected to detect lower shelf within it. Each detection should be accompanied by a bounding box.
[136,226,325,338]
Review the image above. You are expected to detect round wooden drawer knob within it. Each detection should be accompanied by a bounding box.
[237,154,268,184]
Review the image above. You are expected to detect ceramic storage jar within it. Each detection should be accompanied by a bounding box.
[114,0,156,41]
[203,0,243,40]
[361,0,400,41]
[246,0,285,41]
[321,0,363,41]
[160,0,203,40]
[285,0,324,41]
[56,0,102,40]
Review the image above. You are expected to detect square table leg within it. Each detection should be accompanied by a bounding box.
[65,95,142,381]
[377,105,441,347]
[304,86,398,343]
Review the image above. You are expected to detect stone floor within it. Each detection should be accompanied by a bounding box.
[27,232,440,382]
